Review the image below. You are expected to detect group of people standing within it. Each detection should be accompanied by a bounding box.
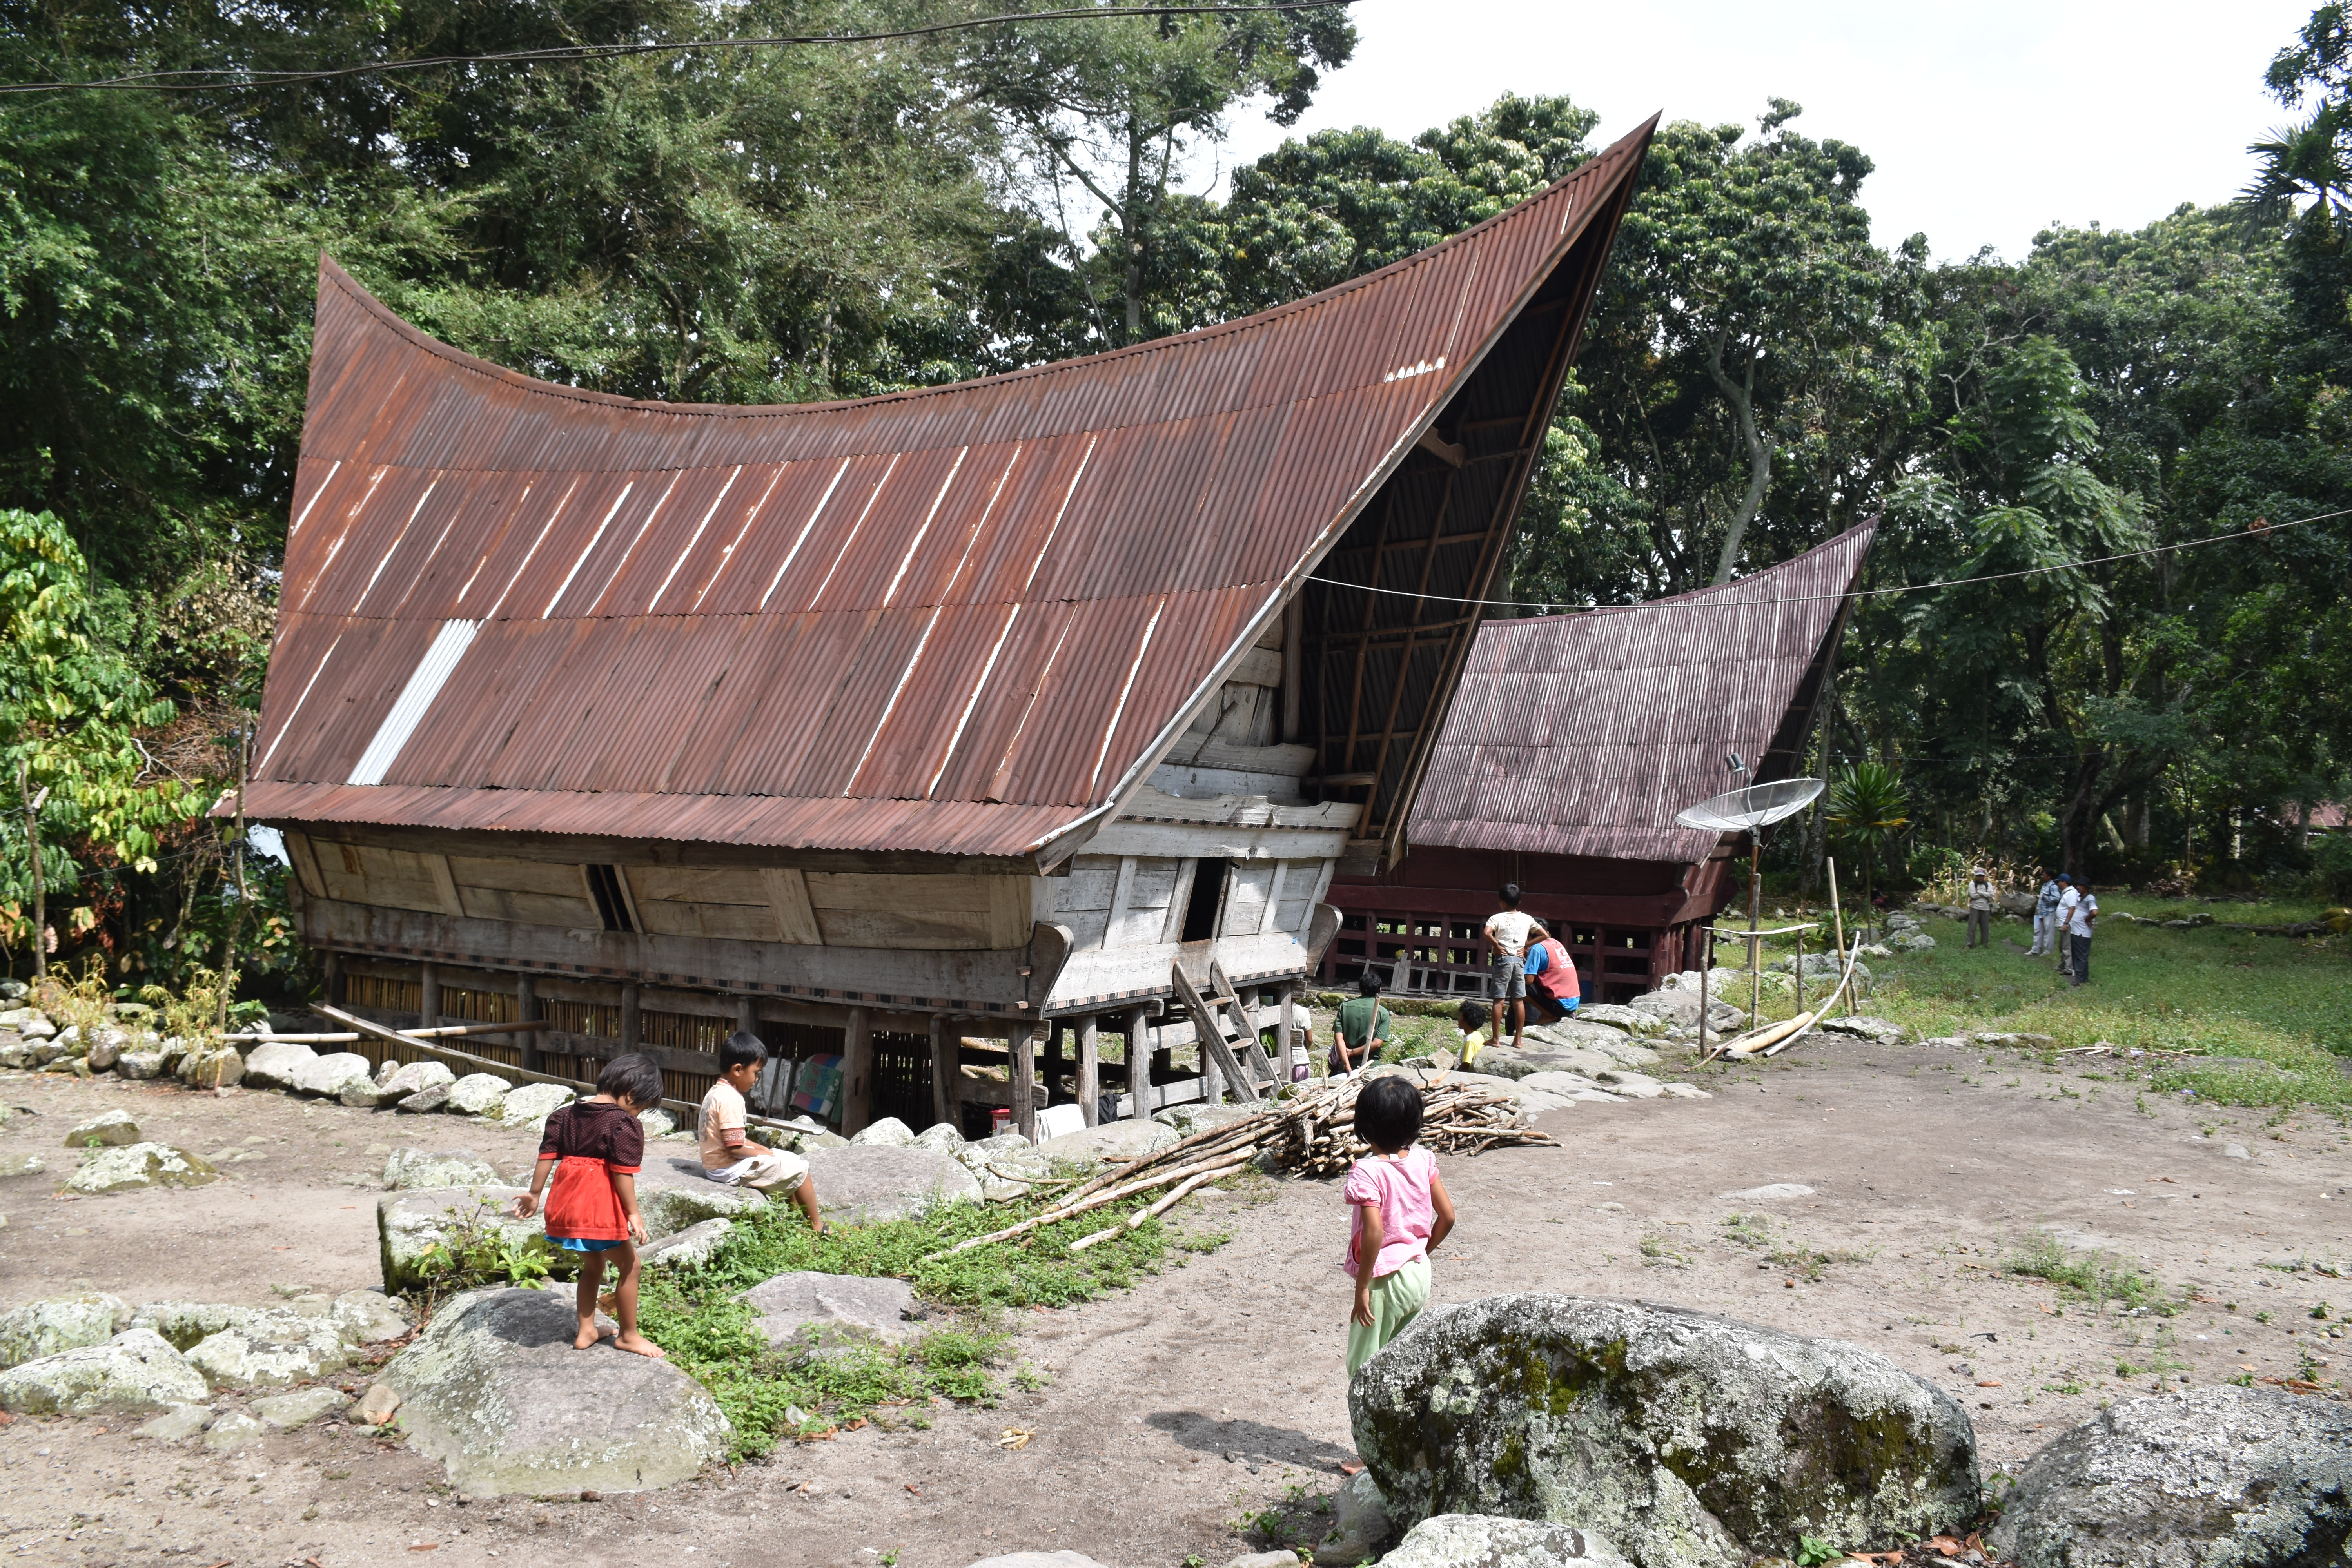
[1964,864,2098,984]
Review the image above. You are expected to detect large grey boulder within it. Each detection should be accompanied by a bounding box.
[237,1039,317,1090]
[174,1041,245,1088]
[740,1272,922,1349]
[1349,1296,1979,1568]
[641,1218,733,1272]
[379,1286,729,1494]
[0,1293,132,1369]
[0,1328,211,1414]
[1381,1516,1632,1568]
[911,1121,966,1152]
[1989,1387,2352,1568]
[290,1050,374,1098]
[1626,990,1745,1033]
[384,1148,501,1191]
[848,1116,917,1147]
[63,1142,220,1195]
[64,1109,142,1148]
[380,1058,457,1098]
[445,1072,512,1118]
[377,1187,557,1292]
[1515,1072,1627,1104]
[186,1321,352,1389]
[954,1134,1053,1201]
[132,1298,371,1387]
[1568,1005,1670,1038]
[499,1082,575,1131]
[808,1144,983,1224]
[1036,1117,1180,1171]
[332,1288,415,1345]
[634,1176,767,1239]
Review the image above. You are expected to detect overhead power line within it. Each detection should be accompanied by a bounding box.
[0,2,1356,96]
[1310,506,2352,617]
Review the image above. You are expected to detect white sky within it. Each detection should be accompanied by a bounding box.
[1212,0,2318,262]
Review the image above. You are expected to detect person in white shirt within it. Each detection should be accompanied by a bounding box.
[2054,880,2098,985]
[1483,884,1539,1050]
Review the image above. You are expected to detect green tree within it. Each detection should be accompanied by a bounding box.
[0,510,181,976]
[1824,761,1911,916]
[965,0,1354,345]
[1576,102,1933,591]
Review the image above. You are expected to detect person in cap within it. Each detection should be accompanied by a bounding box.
[1965,864,1998,949]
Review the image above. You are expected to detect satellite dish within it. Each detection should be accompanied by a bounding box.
[1675,777,1826,834]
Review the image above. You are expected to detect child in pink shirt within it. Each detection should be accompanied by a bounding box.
[1342,1075,1456,1374]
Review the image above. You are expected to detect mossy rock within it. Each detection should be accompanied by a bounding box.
[1348,1295,1979,1568]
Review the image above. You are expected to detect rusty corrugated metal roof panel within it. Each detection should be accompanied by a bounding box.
[239,120,1657,857]
[1408,522,1879,866]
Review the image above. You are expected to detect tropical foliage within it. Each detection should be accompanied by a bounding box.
[1,1,2348,989]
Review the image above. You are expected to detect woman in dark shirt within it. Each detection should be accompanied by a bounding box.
[515,1053,666,1357]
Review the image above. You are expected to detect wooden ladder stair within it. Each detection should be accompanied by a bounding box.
[1169,960,1276,1102]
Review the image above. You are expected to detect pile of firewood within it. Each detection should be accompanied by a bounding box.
[923,1072,1554,1260]
[1261,1074,1553,1177]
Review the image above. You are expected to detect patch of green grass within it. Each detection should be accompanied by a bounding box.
[1856,901,2352,1111]
[1638,1233,1690,1269]
[2002,1229,2178,1316]
[634,1181,1227,1456]
[1719,1212,1772,1250]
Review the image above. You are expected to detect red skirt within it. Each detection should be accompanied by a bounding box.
[543,1156,634,1242]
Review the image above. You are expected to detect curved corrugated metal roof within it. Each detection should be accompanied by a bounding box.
[240,119,1657,858]
[1409,521,1878,864]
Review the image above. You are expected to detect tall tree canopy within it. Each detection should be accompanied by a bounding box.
[4,2,2352,986]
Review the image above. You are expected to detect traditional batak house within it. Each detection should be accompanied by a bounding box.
[234,122,1658,1138]
[1323,522,1877,1004]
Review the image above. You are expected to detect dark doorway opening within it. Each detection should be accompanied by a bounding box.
[1180,858,1229,942]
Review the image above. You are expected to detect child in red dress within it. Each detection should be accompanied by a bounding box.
[515,1054,666,1357]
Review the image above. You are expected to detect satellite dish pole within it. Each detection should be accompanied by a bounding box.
[1676,769,1824,1028]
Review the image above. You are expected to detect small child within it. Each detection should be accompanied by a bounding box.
[1341,1075,1455,1375]
[700,1031,826,1234]
[1456,999,1492,1069]
[515,1053,665,1358]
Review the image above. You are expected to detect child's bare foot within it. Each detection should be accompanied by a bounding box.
[573,1319,606,1350]
[613,1332,666,1359]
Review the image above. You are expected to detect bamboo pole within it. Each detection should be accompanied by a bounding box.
[1827,857,1851,1017]
[1067,1158,1251,1253]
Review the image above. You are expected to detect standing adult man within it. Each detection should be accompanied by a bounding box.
[2031,871,2066,959]
[1483,884,1538,1052]
[1965,865,1998,949]
[1328,973,1392,1076]
[2055,878,2098,985]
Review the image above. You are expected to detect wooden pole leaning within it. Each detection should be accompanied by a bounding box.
[1826,857,1851,1017]
[316,1003,693,1123]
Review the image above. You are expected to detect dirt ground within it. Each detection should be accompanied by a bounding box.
[2,1035,2348,1568]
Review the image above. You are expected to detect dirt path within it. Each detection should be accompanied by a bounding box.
[2,1038,2347,1568]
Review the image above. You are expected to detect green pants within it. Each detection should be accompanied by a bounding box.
[1347,1258,1432,1374]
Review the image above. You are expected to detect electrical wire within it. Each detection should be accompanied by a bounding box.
[1309,505,2352,617]
[0,2,1357,96]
